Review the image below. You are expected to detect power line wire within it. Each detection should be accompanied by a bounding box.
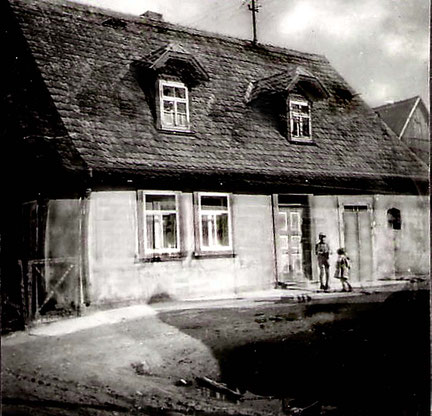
[177,0,285,45]
[182,1,245,27]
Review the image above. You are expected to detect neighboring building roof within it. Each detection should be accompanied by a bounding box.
[374,96,430,166]
[4,0,429,194]
[374,96,428,139]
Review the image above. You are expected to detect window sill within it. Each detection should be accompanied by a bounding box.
[289,137,315,145]
[193,251,236,259]
[158,127,196,135]
[136,252,186,263]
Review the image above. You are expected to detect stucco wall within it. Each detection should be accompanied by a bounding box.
[88,192,138,303]
[47,192,428,307]
[309,196,340,281]
[373,195,429,277]
[231,194,276,293]
[88,191,276,305]
[309,194,429,283]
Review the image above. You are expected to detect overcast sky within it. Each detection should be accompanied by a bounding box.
[72,0,429,108]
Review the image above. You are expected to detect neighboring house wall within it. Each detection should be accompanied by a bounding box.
[87,191,275,304]
[402,107,430,163]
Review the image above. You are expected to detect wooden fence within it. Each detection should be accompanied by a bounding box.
[22,257,80,322]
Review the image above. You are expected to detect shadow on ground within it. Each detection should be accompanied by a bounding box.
[161,290,430,416]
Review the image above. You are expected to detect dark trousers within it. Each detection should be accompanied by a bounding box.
[318,262,330,288]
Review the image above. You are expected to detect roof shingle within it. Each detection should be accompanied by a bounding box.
[7,0,428,193]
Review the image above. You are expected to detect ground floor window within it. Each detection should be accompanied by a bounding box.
[195,193,233,253]
[137,191,234,259]
[139,192,180,256]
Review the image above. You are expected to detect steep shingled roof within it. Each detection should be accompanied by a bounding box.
[7,0,428,193]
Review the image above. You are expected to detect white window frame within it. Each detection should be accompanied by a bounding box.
[197,192,233,252]
[159,80,190,131]
[289,97,312,142]
[142,191,180,255]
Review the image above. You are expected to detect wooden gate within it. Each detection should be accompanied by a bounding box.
[20,199,84,322]
[24,257,79,321]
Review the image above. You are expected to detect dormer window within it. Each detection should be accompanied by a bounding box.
[289,98,312,141]
[159,80,189,131]
[245,66,327,143]
[133,43,209,133]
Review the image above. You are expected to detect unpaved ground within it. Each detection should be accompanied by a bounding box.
[1,285,429,415]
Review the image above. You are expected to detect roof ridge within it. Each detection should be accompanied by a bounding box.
[9,0,329,64]
[373,95,420,110]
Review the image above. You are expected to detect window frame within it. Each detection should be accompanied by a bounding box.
[194,192,234,255]
[288,97,313,142]
[387,208,402,230]
[158,79,190,132]
[138,191,181,258]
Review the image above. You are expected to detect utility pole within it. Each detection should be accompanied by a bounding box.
[248,0,260,45]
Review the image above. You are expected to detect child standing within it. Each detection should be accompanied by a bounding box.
[334,248,353,292]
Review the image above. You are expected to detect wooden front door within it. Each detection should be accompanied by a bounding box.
[278,206,307,282]
[343,205,373,282]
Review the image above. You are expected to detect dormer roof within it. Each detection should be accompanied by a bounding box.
[141,43,209,84]
[246,66,329,103]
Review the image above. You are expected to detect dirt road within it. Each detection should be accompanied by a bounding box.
[1,284,429,415]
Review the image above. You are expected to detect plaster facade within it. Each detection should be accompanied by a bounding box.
[87,191,275,305]
[80,191,430,305]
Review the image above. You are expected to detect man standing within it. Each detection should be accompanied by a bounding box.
[315,232,331,291]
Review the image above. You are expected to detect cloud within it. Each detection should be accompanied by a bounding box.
[278,0,387,41]
[380,33,428,61]
[272,0,429,105]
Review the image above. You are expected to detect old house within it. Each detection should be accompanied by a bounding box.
[374,96,430,165]
[1,0,429,325]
